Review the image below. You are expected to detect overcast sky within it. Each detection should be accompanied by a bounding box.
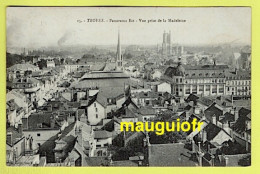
[6,7,251,48]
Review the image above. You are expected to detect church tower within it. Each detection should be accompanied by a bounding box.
[116,30,123,71]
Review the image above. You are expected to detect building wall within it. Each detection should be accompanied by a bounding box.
[23,129,60,150]
[211,130,232,145]
[87,101,106,125]
[225,79,251,96]
[116,96,126,108]
[172,76,226,97]
[6,138,25,162]
[157,82,171,94]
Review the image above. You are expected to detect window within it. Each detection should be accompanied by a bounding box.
[37,133,41,137]
[37,123,42,128]
[176,78,179,83]
[199,85,204,92]
[192,85,197,94]
[219,86,224,93]
[206,85,210,91]
[212,85,217,93]
[96,114,98,118]
[180,78,182,83]
[96,108,98,112]
[94,103,96,107]
[185,86,190,94]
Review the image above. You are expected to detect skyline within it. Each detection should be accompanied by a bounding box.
[7,7,251,49]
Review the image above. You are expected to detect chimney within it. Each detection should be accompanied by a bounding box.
[108,153,113,166]
[224,156,229,167]
[234,108,239,121]
[198,142,201,152]
[138,160,143,166]
[143,138,147,147]
[211,155,215,166]
[203,130,207,143]
[7,132,13,146]
[192,140,195,153]
[22,117,28,130]
[18,123,23,134]
[202,111,206,120]
[245,120,250,151]
[198,149,203,166]
[208,144,211,153]
[50,116,55,128]
[212,115,217,125]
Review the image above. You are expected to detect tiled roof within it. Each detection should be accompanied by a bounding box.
[99,87,125,99]
[25,112,60,130]
[186,94,199,102]
[139,91,159,98]
[94,130,112,139]
[219,112,235,124]
[81,71,129,80]
[225,70,251,80]
[96,93,108,107]
[204,123,222,141]
[204,103,223,122]
[232,108,251,134]
[13,77,41,84]
[239,107,251,118]
[59,122,76,140]
[8,63,38,71]
[85,156,109,166]
[70,78,131,89]
[137,107,157,115]
[197,97,214,107]
[123,108,138,118]
[6,126,24,146]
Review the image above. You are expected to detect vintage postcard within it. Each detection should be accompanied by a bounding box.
[6,7,251,167]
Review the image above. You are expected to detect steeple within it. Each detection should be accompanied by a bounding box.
[116,29,123,70]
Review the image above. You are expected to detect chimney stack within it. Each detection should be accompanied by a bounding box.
[18,123,23,134]
[203,130,207,143]
[50,115,55,128]
[22,117,28,130]
[211,155,215,166]
[234,108,239,121]
[212,115,217,125]
[192,140,195,153]
[224,156,229,167]
[7,132,13,146]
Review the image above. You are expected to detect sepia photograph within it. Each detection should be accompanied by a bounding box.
[6,7,251,167]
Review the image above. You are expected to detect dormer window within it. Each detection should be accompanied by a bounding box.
[108,98,112,103]
[37,123,42,128]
